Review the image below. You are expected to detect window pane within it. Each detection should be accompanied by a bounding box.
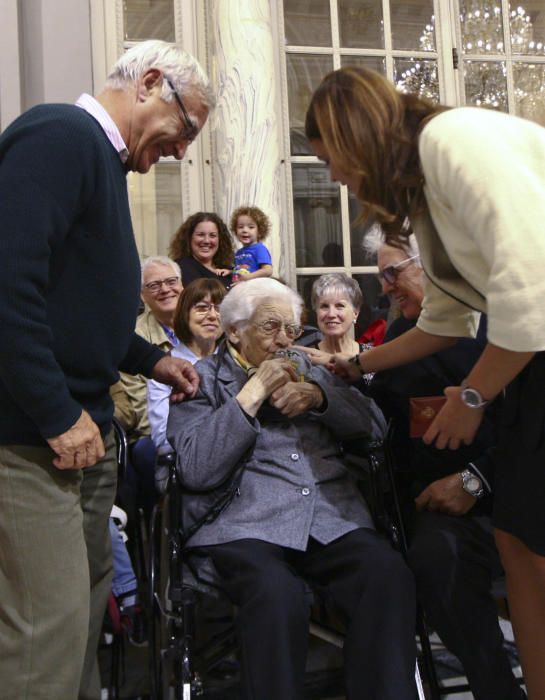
[509,2,545,55]
[395,57,439,101]
[283,0,331,46]
[513,62,545,126]
[292,164,342,267]
[391,0,436,51]
[459,1,504,54]
[341,55,386,75]
[463,60,508,110]
[349,196,380,266]
[287,53,334,154]
[123,0,175,42]
[297,274,320,326]
[154,162,183,254]
[338,0,384,49]
[128,161,182,256]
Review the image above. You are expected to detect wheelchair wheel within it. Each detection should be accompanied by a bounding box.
[150,498,203,699]
[149,501,162,698]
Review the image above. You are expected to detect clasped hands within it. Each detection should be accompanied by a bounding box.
[237,358,323,419]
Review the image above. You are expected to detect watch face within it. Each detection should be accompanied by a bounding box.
[461,387,482,408]
[465,476,481,493]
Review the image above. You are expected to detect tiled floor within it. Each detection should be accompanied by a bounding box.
[100,617,523,699]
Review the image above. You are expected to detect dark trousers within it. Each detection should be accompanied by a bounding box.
[205,528,417,700]
[407,510,524,700]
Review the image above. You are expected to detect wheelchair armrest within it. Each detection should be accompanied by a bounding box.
[155,451,177,495]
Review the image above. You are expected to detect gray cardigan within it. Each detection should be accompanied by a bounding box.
[167,349,387,550]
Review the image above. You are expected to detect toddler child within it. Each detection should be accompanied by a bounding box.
[230,206,273,283]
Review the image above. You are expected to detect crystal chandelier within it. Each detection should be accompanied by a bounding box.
[396,2,545,126]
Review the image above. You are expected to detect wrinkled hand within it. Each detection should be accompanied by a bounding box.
[298,346,333,367]
[269,381,324,418]
[47,409,105,470]
[331,354,362,382]
[250,359,298,400]
[150,356,199,402]
[423,386,484,450]
[236,359,297,416]
[415,473,476,515]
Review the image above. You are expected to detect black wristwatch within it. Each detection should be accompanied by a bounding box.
[348,353,365,375]
[461,469,484,499]
[460,379,490,409]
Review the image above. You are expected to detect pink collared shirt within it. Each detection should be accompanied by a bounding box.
[75,93,129,164]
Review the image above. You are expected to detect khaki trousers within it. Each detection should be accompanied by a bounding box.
[0,433,117,700]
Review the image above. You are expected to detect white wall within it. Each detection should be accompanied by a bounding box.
[0,0,94,130]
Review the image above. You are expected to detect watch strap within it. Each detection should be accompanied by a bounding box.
[348,353,365,375]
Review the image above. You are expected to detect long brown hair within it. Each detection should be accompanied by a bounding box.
[173,278,227,344]
[168,212,234,268]
[305,67,448,246]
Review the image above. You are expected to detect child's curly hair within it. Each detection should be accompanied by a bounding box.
[230,206,271,241]
[169,212,234,268]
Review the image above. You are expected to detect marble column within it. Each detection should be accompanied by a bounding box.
[208,0,286,278]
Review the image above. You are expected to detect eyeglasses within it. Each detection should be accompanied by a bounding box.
[253,319,303,340]
[378,255,420,285]
[143,276,181,293]
[166,78,198,143]
[193,302,221,316]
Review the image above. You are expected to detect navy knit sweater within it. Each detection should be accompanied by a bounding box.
[0,104,164,445]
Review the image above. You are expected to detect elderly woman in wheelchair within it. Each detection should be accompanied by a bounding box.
[167,278,417,700]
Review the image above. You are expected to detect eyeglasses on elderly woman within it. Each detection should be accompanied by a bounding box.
[253,319,303,340]
[378,254,420,285]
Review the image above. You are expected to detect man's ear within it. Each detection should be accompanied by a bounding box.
[137,68,163,101]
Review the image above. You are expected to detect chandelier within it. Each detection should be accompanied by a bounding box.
[396,2,545,126]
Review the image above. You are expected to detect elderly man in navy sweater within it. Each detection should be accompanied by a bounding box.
[0,41,214,700]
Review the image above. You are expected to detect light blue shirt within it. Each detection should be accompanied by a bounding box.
[147,343,216,454]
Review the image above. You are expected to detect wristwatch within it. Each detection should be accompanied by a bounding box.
[460,380,490,409]
[348,353,365,375]
[460,469,484,499]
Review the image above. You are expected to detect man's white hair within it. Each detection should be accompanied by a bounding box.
[363,223,421,263]
[105,40,215,111]
[220,279,303,332]
[140,256,181,287]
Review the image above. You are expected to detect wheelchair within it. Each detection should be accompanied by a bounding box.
[148,432,429,700]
